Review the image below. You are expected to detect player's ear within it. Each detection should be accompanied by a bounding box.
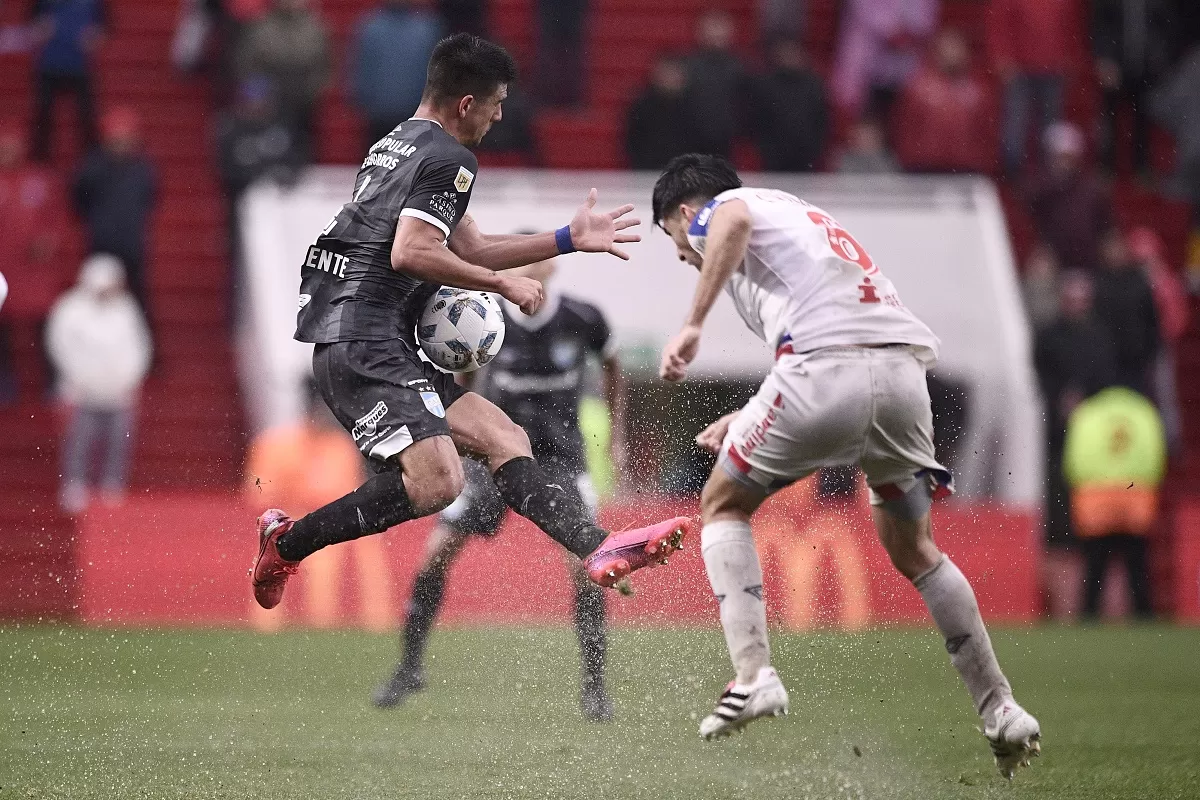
[457,95,474,118]
[679,204,698,224]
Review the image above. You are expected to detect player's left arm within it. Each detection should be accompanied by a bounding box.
[448,189,641,270]
[660,200,753,383]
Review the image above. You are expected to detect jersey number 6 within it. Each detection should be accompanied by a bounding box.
[807,211,877,274]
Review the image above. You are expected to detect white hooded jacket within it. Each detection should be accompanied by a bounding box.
[46,255,152,409]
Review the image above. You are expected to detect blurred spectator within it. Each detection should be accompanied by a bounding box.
[831,0,938,122]
[747,38,827,172]
[244,381,393,629]
[893,28,998,174]
[1092,229,1159,396]
[1028,122,1112,272]
[1091,0,1178,177]
[1127,226,1187,452]
[46,254,151,514]
[73,108,159,326]
[350,0,444,150]
[235,0,331,155]
[987,0,1079,177]
[29,0,108,161]
[0,121,69,399]
[836,117,899,174]
[759,0,804,45]
[1149,44,1200,206]
[1034,271,1116,548]
[1021,243,1060,332]
[681,10,747,159]
[535,0,588,108]
[215,76,302,318]
[625,55,691,170]
[1063,385,1165,619]
[438,0,484,36]
[475,83,536,161]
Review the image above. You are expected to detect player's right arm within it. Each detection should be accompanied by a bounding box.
[390,216,545,315]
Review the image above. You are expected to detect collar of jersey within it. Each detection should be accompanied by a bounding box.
[502,287,561,331]
[408,116,444,129]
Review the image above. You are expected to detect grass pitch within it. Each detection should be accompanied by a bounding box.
[2,624,1198,799]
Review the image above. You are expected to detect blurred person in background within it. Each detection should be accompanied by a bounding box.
[46,254,151,514]
[1020,244,1061,332]
[747,37,827,172]
[1063,384,1165,620]
[831,0,938,125]
[1149,44,1200,290]
[893,28,998,175]
[681,10,746,159]
[437,0,484,36]
[625,54,692,170]
[0,121,68,400]
[1126,226,1187,454]
[350,0,444,150]
[1091,0,1178,178]
[235,0,330,157]
[73,107,159,330]
[215,76,303,321]
[987,0,1079,178]
[373,254,626,721]
[1034,271,1116,553]
[836,116,899,174]
[759,0,803,45]
[1092,229,1159,396]
[244,381,393,630]
[535,0,588,108]
[1028,122,1113,273]
[29,0,107,161]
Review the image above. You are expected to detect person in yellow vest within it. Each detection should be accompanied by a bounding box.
[244,382,395,630]
[1062,385,1166,619]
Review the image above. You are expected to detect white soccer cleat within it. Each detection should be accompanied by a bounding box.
[984,700,1041,780]
[699,666,789,740]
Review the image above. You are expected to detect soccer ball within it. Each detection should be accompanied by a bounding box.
[417,287,506,372]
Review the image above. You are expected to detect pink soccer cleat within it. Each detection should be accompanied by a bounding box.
[250,509,299,609]
[583,516,690,587]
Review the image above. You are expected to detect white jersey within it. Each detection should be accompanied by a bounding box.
[687,187,939,364]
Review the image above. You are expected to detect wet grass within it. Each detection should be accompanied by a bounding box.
[2,624,1198,799]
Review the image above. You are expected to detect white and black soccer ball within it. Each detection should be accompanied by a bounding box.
[417,287,506,372]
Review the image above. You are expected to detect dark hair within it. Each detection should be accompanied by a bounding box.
[651,153,742,227]
[423,34,518,105]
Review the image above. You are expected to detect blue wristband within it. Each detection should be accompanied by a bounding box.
[555,225,575,254]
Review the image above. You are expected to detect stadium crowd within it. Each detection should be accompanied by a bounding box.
[1,0,1198,619]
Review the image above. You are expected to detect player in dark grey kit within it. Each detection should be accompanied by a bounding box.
[372,253,626,720]
[250,34,689,621]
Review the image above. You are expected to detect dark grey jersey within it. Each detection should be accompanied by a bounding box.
[295,119,478,344]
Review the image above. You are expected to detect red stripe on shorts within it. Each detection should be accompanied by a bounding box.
[725,443,751,474]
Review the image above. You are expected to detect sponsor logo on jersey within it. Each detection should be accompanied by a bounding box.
[298,293,311,308]
[420,391,446,418]
[454,165,475,192]
[429,193,458,225]
[351,401,389,441]
[550,340,580,370]
[304,246,349,278]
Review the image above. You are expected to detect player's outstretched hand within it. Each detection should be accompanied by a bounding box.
[695,412,737,454]
[660,324,701,382]
[498,273,544,315]
[569,188,641,260]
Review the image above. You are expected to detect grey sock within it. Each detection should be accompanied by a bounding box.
[701,520,770,684]
[914,555,1013,718]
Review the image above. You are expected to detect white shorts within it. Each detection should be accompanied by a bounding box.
[719,345,952,503]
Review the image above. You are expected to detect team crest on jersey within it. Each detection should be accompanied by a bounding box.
[297,293,311,309]
[454,166,475,192]
[420,391,446,418]
[550,340,579,370]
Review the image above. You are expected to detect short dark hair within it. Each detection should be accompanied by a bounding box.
[651,154,742,227]
[423,34,518,105]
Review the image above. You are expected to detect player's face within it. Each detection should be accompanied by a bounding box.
[462,84,508,146]
[663,208,703,269]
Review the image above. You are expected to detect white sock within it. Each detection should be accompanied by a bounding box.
[914,555,1013,718]
[701,520,769,684]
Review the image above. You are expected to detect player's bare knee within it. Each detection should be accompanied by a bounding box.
[487,419,531,467]
[408,458,465,514]
[700,471,758,523]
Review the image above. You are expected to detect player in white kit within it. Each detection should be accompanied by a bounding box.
[652,155,1040,779]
